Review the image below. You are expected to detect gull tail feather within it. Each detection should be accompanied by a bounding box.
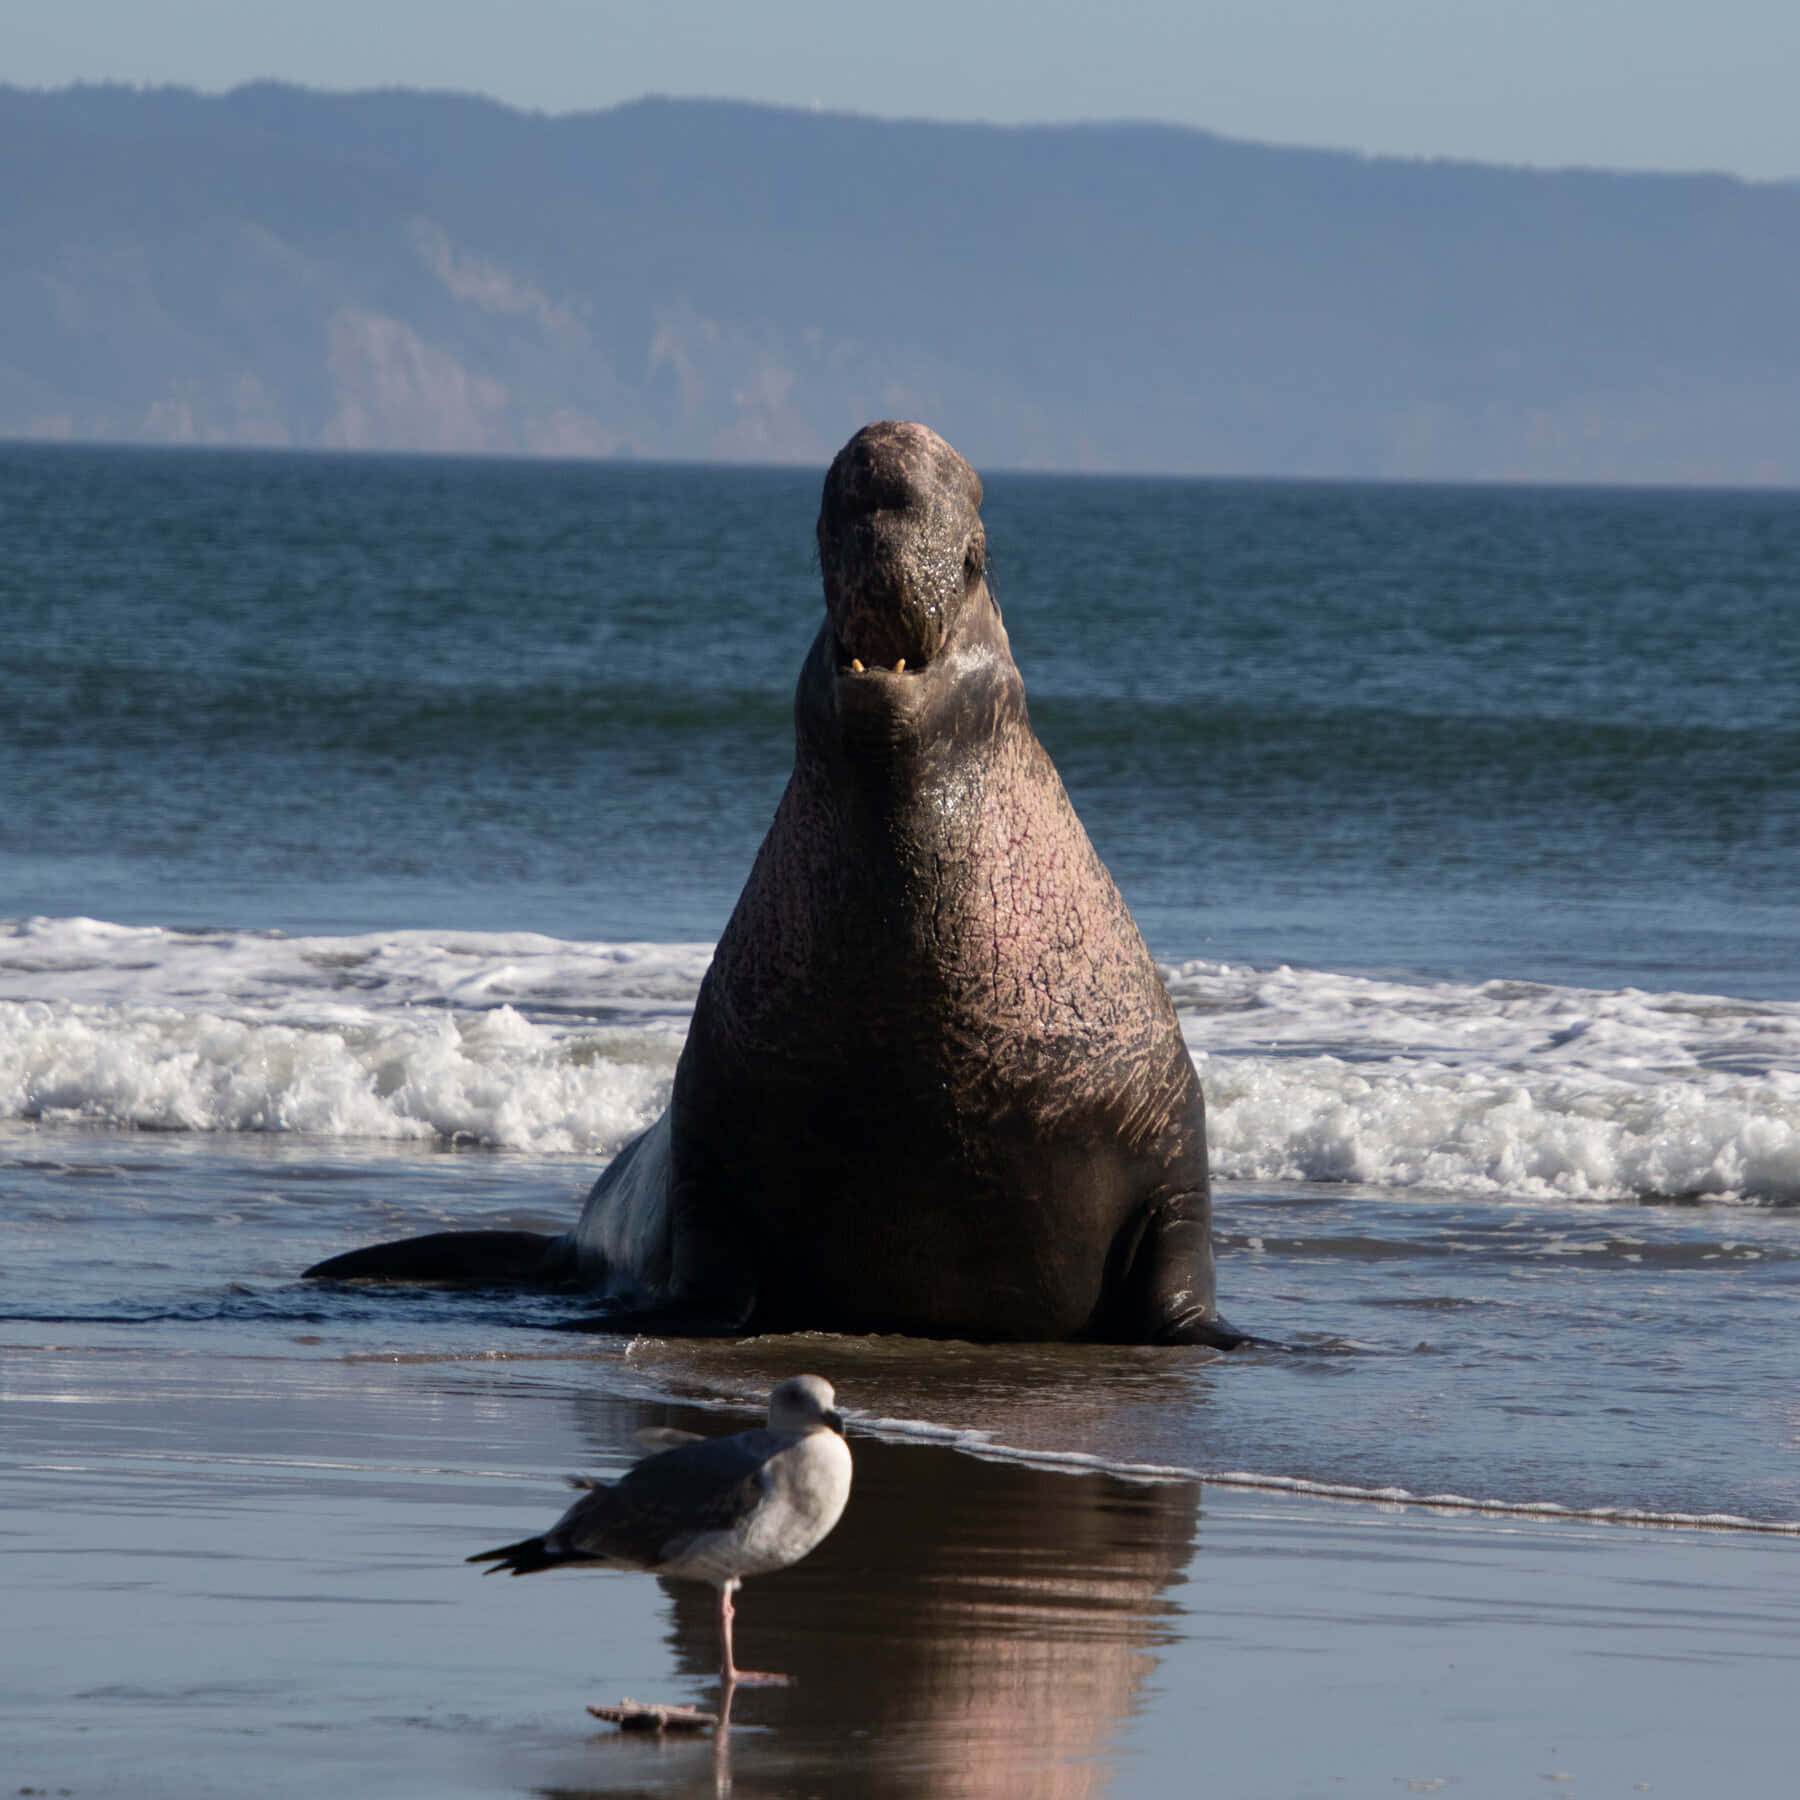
[467,1534,578,1577]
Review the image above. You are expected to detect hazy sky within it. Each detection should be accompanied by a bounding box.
[7,0,1798,182]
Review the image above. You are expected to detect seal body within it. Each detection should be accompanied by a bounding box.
[307,421,1235,1346]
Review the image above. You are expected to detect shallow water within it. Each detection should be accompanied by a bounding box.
[7,1335,1798,1800]
[5,1123,1796,1528]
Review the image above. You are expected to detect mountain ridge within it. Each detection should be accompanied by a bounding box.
[5,82,1798,483]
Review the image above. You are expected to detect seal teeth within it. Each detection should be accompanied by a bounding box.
[895,658,906,673]
[851,658,865,672]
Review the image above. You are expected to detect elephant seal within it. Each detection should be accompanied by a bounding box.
[307,421,1246,1347]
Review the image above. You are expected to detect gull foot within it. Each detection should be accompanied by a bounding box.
[588,1698,720,1732]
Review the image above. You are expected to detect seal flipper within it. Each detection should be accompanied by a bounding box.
[551,1142,758,1335]
[1109,1203,1292,1351]
[1155,1306,1292,1352]
[303,1229,568,1286]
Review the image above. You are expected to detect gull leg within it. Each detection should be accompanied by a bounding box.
[717,1579,790,1688]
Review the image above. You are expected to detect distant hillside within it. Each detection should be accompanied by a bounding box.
[4,83,1799,483]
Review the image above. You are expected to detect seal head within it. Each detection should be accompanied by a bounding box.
[817,419,985,676]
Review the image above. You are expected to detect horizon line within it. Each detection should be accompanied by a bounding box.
[7,77,1793,191]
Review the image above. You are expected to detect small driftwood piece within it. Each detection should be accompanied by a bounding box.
[588,1697,719,1733]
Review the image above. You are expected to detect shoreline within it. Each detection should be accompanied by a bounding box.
[6,1340,1796,1798]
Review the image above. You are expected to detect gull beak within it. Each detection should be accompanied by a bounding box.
[824,1410,845,1435]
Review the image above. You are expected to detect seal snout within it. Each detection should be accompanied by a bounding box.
[817,421,985,676]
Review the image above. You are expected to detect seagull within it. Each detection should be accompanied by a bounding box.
[468,1374,852,1689]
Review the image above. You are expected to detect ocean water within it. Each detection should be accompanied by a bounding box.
[2,441,1798,1536]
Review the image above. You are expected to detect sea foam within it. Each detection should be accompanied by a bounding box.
[3,918,1795,1202]
[848,1410,1800,1534]
[1170,960,1799,1202]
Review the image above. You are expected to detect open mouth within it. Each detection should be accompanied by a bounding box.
[840,653,917,676]
[833,627,930,677]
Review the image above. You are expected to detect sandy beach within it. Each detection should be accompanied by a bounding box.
[6,1337,1795,1800]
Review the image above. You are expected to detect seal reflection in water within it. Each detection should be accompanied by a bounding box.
[658,1422,1202,1799]
[306,420,1251,1349]
[468,1375,850,1700]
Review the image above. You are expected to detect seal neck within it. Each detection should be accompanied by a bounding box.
[798,588,1025,816]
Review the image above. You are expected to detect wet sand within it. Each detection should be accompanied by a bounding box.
[4,1343,1796,1799]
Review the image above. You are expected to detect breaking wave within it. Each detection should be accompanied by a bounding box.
[4,917,1796,1203]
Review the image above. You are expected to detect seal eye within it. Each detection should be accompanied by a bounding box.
[963,541,985,587]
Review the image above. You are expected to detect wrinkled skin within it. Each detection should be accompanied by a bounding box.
[308,421,1241,1347]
